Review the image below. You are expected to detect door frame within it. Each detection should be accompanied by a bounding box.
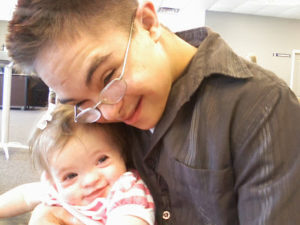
[290,49,300,96]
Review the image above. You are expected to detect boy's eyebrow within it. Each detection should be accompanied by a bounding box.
[58,54,112,104]
[85,53,112,85]
[58,97,75,104]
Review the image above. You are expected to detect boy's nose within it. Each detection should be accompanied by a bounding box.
[99,100,123,122]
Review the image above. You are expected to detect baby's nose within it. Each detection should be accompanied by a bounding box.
[82,170,100,188]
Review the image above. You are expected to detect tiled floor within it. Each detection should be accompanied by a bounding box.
[0,108,46,225]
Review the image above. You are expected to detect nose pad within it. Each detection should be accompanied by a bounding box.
[99,100,123,121]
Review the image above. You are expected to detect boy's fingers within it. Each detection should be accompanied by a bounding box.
[29,204,84,225]
[56,208,83,225]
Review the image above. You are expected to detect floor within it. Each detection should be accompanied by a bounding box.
[0,108,46,225]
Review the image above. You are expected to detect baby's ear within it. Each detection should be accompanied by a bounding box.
[41,171,57,190]
[41,171,51,182]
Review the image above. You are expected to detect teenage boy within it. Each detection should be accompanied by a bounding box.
[6,0,300,224]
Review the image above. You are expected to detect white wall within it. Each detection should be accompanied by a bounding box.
[151,0,218,32]
[205,11,300,86]
[0,21,8,50]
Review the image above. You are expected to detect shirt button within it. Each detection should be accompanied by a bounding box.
[162,211,171,220]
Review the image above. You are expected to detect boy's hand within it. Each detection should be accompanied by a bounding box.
[29,204,83,225]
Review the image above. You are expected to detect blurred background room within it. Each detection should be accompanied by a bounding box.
[0,0,300,224]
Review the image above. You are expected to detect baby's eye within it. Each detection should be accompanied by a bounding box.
[98,155,108,164]
[103,70,115,86]
[64,173,77,181]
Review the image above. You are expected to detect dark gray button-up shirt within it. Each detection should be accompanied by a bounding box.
[129,27,300,225]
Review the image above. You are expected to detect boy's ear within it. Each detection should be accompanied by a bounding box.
[135,1,161,42]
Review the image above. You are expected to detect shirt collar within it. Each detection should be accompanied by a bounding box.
[148,27,253,151]
[176,27,253,79]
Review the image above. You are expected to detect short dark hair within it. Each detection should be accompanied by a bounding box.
[6,0,138,73]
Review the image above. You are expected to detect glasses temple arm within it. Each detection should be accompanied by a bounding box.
[119,20,134,80]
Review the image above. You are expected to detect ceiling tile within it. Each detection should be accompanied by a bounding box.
[232,1,263,14]
[279,6,300,19]
[208,0,300,20]
[209,0,246,11]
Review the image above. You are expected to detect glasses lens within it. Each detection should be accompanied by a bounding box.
[100,79,127,104]
[75,108,101,123]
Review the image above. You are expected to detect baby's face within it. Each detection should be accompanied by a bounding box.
[49,127,126,206]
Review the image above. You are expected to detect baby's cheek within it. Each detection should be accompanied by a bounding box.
[61,188,82,206]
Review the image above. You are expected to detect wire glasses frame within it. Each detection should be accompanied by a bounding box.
[74,20,134,123]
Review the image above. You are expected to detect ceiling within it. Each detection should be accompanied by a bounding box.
[207,0,300,20]
[1,0,300,21]
[155,0,300,20]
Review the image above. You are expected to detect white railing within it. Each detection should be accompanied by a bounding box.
[0,62,28,160]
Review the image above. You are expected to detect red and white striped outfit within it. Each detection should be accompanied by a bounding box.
[44,170,155,225]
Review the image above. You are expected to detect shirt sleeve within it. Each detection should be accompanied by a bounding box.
[232,84,300,224]
[106,171,155,225]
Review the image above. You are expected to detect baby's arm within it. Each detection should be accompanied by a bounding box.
[0,182,44,218]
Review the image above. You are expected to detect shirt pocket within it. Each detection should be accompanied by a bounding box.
[173,159,234,194]
[169,159,236,225]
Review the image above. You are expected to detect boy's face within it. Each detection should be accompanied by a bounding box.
[48,127,126,206]
[35,12,174,130]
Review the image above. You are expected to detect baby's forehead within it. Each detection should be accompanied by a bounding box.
[72,124,122,148]
[54,125,122,157]
[57,123,126,156]
[75,123,114,138]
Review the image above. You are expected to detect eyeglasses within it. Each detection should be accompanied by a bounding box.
[74,20,134,123]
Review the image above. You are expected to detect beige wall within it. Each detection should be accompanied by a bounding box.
[0,20,8,50]
[205,11,300,87]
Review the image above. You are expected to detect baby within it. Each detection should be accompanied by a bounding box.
[0,105,154,225]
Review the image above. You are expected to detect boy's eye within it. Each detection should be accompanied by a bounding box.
[64,173,77,181]
[103,70,115,86]
[98,155,108,164]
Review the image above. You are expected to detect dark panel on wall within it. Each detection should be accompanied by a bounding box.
[0,74,49,109]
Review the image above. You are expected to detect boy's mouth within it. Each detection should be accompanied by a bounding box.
[124,97,142,125]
